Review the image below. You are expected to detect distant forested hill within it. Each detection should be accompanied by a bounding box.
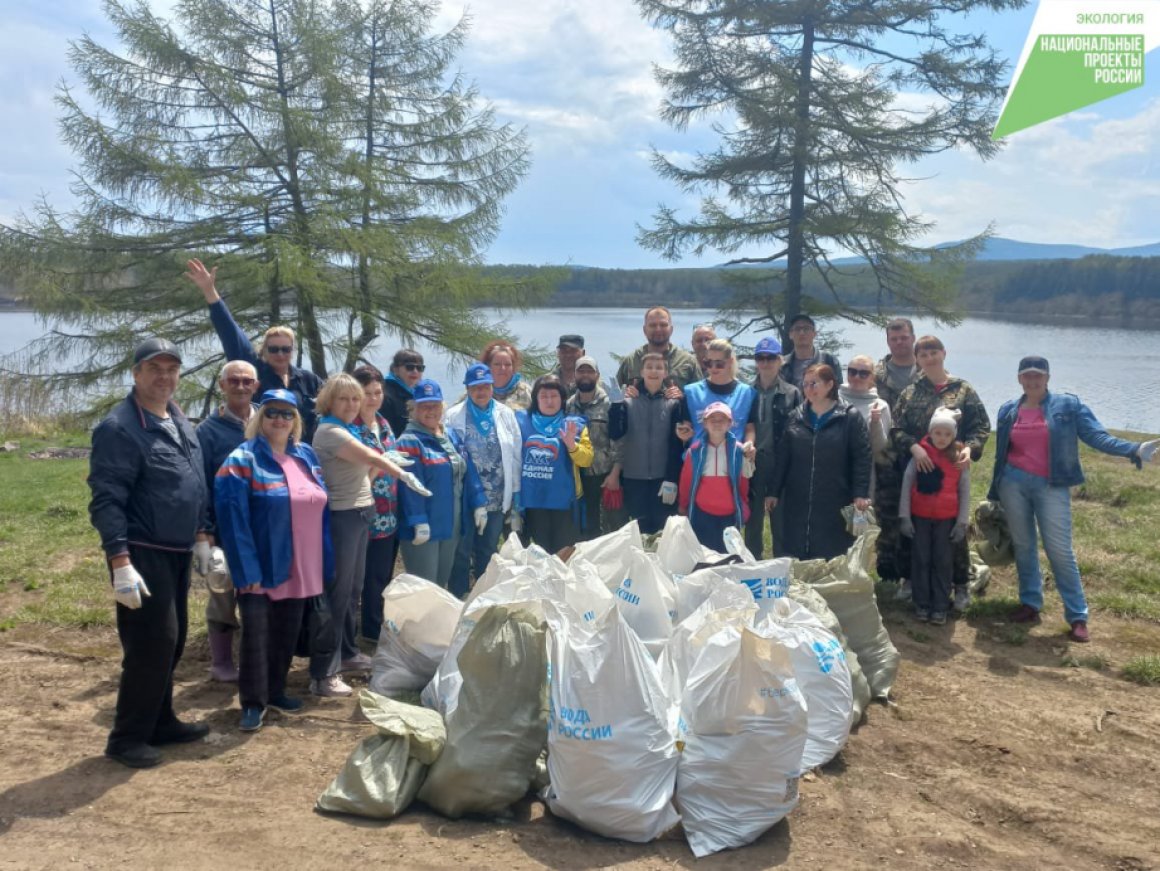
[485,255,1160,323]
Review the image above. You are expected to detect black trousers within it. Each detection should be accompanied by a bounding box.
[361,534,399,643]
[911,516,954,613]
[623,477,674,536]
[107,546,191,753]
[310,507,370,680]
[577,475,604,541]
[525,507,578,555]
[238,593,307,709]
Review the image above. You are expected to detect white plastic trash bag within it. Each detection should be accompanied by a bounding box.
[417,606,549,818]
[761,597,854,769]
[787,581,872,723]
[543,601,680,843]
[709,557,793,618]
[798,532,899,699]
[612,549,676,657]
[675,623,808,857]
[660,587,756,707]
[569,519,643,589]
[369,574,463,696]
[656,515,715,576]
[316,691,446,819]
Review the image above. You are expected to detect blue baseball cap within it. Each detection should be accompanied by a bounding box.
[754,336,783,357]
[259,388,298,408]
[464,363,494,388]
[412,379,444,403]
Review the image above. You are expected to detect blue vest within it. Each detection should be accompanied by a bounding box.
[684,380,757,443]
[517,411,587,510]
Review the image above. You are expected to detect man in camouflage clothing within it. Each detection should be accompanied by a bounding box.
[872,318,919,582]
[567,357,624,538]
[890,335,990,609]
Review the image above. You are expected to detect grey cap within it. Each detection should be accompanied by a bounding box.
[133,337,182,365]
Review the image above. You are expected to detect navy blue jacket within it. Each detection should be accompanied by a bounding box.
[207,299,323,439]
[195,406,252,534]
[88,392,208,558]
[988,391,1141,499]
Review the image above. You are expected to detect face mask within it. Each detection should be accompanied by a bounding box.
[576,379,597,393]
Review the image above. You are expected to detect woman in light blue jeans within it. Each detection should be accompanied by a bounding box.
[988,355,1158,642]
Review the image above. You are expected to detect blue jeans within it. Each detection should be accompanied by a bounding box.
[449,509,505,599]
[998,465,1088,624]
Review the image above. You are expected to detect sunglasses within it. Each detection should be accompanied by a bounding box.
[705,359,730,370]
[403,363,426,373]
[266,345,293,355]
[847,367,873,379]
[262,407,296,421]
[226,377,256,387]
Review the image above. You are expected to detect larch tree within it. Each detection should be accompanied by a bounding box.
[0,0,540,392]
[634,0,1027,342]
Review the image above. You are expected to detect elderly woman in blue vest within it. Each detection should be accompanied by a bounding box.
[516,375,594,554]
[988,356,1159,643]
[684,338,758,451]
[311,374,430,697]
[444,364,522,597]
[396,379,488,591]
[215,390,333,732]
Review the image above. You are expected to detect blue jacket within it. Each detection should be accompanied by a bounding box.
[396,423,487,542]
[680,432,749,528]
[207,299,323,439]
[214,436,335,590]
[88,391,208,558]
[195,406,252,534]
[684,379,757,443]
[988,391,1141,500]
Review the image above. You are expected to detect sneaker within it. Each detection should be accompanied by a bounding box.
[930,611,947,626]
[340,652,373,673]
[311,675,353,698]
[1069,620,1091,643]
[895,579,913,602]
[1011,604,1041,624]
[105,743,163,769]
[914,607,930,622]
[268,695,304,714]
[239,706,265,732]
[953,587,971,613]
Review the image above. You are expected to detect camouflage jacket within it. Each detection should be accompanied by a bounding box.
[890,373,991,461]
[616,343,701,389]
[874,354,919,411]
[567,386,615,477]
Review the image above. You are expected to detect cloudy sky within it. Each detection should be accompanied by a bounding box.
[2,0,1159,269]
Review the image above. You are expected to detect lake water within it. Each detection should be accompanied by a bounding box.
[1,308,1157,433]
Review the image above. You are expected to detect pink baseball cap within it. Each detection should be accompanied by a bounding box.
[701,401,734,421]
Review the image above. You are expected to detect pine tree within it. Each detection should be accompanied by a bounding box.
[0,0,540,389]
[634,0,1026,341]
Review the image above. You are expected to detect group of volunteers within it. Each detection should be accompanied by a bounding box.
[87,260,1159,769]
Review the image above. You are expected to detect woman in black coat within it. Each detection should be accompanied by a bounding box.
[770,363,872,560]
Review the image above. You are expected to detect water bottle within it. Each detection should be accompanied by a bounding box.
[852,508,869,538]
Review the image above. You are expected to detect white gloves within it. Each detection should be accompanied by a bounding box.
[474,507,488,534]
[112,563,151,609]
[385,450,414,467]
[192,539,213,576]
[508,510,523,533]
[204,547,231,595]
[1139,439,1159,464]
[658,481,678,505]
[412,523,431,545]
[399,471,432,497]
[605,376,624,403]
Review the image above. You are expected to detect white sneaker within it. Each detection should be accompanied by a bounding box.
[953,587,971,612]
[311,675,353,698]
[340,652,372,673]
[895,579,912,602]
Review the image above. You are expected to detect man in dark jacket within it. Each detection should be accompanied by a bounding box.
[194,359,258,682]
[88,338,211,768]
[746,337,801,558]
[780,314,842,389]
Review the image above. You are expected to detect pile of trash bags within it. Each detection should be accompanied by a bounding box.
[318,516,900,857]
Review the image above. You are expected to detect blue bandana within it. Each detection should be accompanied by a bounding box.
[493,371,522,398]
[467,397,496,435]
[532,411,565,437]
[385,372,415,397]
[321,414,363,439]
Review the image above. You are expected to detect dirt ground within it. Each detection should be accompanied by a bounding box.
[2,585,1159,871]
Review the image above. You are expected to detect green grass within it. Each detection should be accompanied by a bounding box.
[962,595,1021,619]
[1121,655,1160,686]
[1061,652,1109,671]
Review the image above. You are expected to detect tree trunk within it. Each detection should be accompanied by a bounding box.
[783,16,815,331]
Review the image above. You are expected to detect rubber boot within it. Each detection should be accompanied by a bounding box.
[208,627,239,682]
